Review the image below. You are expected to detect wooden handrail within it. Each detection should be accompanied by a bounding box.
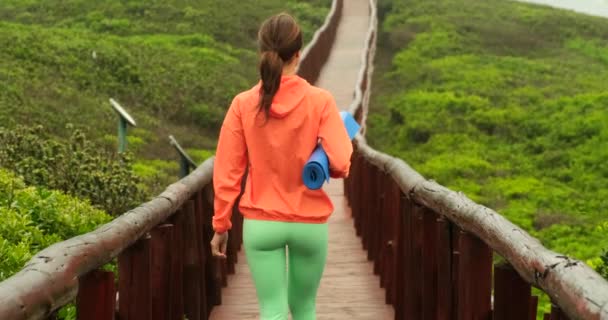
[347,1,608,319]
[297,0,343,84]
[0,158,215,319]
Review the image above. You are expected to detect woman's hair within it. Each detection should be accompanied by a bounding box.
[257,13,303,118]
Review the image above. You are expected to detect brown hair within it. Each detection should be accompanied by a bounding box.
[257,13,303,118]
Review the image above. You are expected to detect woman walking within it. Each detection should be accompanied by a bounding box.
[210,13,353,320]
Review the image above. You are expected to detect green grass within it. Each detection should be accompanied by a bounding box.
[370,0,608,277]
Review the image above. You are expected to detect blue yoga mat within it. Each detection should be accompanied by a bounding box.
[303,111,360,190]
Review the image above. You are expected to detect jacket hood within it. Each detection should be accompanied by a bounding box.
[257,75,309,118]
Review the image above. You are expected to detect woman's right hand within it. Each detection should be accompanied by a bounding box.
[211,232,229,259]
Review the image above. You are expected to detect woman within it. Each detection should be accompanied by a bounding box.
[210,13,353,320]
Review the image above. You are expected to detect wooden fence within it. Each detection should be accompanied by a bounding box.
[0,159,244,320]
[297,0,343,84]
[344,1,608,319]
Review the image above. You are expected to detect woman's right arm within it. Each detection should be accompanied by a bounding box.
[318,94,353,178]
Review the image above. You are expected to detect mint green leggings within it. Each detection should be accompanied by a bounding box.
[243,219,328,320]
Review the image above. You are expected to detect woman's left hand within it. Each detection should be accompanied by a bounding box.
[211,232,229,259]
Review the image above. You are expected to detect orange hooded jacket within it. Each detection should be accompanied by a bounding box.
[212,75,353,233]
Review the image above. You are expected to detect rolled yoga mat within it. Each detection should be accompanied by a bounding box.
[302,111,360,190]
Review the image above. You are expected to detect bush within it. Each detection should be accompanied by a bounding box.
[597,251,608,280]
[0,169,111,281]
[369,0,608,262]
[0,125,145,215]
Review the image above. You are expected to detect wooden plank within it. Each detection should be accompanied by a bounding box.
[150,224,173,320]
[118,236,151,320]
[401,197,413,319]
[421,208,438,320]
[183,200,201,320]
[194,192,209,318]
[170,210,185,320]
[76,270,115,320]
[451,229,463,320]
[470,234,492,319]
[394,195,406,320]
[408,204,424,319]
[494,263,532,320]
[530,296,539,320]
[436,217,452,320]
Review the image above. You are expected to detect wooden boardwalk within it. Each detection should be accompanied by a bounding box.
[210,1,394,319]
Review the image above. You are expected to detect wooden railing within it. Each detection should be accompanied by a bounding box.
[0,159,245,320]
[297,0,343,84]
[345,1,608,320]
[0,1,344,319]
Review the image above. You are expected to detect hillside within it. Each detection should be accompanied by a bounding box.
[369,0,608,264]
[0,0,330,193]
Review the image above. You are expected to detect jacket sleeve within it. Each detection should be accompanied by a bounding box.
[318,94,353,178]
[212,97,247,233]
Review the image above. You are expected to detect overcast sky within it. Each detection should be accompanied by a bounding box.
[515,0,608,18]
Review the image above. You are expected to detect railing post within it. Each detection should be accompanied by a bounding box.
[170,210,185,319]
[421,208,439,319]
[360,160,370,248]
[364,161,375,254]
[150,224,174,320]
[353,154,363,236]
[411,204,424,318]
[118,235,152,320]
[382,179,400,305]
[372,165,384,273]
[194,191,209,318]
[183,200,202,320]
[494,263,533,320]
[401,198,421,318]
[436,217,453,320]
[452,230,492,319]
[470,234,493,319]
[76,269,115,320]
[394,193,405,319]
[530,296,539,320]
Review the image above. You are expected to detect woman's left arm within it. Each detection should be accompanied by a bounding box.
[212,96,247,234]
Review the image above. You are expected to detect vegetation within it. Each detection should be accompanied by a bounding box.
[0,169,111,281]
[370,0,608,277]
[0,0,330,194]
[0,125,144,215]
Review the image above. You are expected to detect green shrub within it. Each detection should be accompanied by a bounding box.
[0,169,111,281]
[598,251,608,280]
[0,125,145,215]
[369,0,608,262]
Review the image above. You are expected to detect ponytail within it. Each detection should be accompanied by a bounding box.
[258,50,284,117]
[256,13,303,121]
